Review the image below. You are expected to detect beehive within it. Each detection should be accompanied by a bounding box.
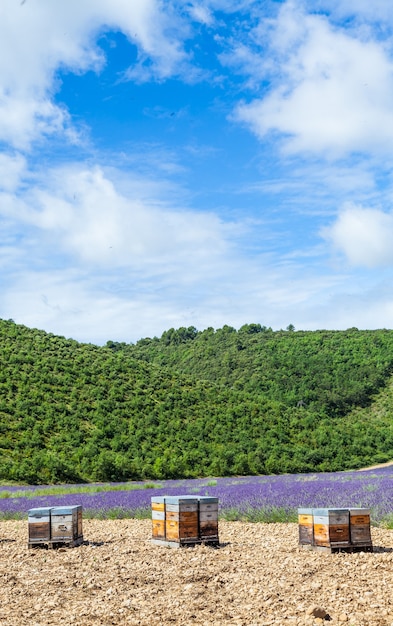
[165,496,199,543]
[298,507,314,546]
[312,508,350,548]
[151,495,219,546]
[349,508,372,547]
[51,505,83,544]
[198,496,219,540]
[298,507,373,552]
[151,496,166,540]
[28,507,52,545]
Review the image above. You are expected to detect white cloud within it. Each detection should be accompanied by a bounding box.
[0,154,26,192]
[0,0,188,150]
[1,270,165,344]
[234,3,393,157]
[322,203,393,267]
[315,0,393,25]
[26,165,229,276]
[1,243,341,344]
[0,157,348,343]
[187,2,215,26]
[4,169,393,342]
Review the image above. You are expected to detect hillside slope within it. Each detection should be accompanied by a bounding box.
[126,325,393,415]
[1,319,393,483]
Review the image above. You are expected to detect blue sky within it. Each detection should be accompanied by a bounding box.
[2,0,393,344]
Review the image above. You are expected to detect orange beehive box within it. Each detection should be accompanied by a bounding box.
[165,497,198,543]
[166,509,198,522]
[312,509,350,548]
[165,519,199,542]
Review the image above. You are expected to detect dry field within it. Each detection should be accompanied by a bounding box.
[0,519,392,626]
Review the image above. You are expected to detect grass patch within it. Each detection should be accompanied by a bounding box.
[220,507,297,523]
[0,511,26,521]
[0,504,297,523]
[82,507,150,520]
[0,481,163,500]
[379,514,393,529]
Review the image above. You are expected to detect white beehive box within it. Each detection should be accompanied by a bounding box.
[51,505,83,543]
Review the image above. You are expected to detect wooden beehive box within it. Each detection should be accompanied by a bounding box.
[198,496,219,540]
[51,505,83,543]
[298,508,314,546]
[28,507,52,545]
[164,496,199,544]
[349,508,372,547]
[312,508,350,548]
[151,496,166,540]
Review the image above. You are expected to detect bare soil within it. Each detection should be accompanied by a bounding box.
[1,519,392,625]
[356,460,393,471]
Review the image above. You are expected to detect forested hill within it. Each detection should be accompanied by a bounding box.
[126,324,393,416]
[1,319,393,484]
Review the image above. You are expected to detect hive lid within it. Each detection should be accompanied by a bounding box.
[151,496,166,504]
[298,508,313,515]
[197,496,219,503]
[349,508,371,515]
[51,505,82,515]
[312,508,349,516]
[28,507,52,516]
[164,495,199,504]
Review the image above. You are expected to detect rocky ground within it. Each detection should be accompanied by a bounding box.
[0,519,392,625]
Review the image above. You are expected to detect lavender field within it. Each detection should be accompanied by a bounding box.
[1,466,392,526]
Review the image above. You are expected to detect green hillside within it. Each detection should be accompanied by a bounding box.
[126,324,393,415]
[1,319,393,484]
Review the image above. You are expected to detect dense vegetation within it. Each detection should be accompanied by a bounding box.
[1,319,393,484]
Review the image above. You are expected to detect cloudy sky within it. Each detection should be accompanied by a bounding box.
[2,0,393,344]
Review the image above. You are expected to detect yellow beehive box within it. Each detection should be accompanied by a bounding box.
[151,497,166,539]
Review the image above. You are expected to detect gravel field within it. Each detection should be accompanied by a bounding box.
[0,519,392,626]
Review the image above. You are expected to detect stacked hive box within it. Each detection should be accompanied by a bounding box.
[151,496,166,540]
[151,495,219,547]
[199,496,219,542]
[350,508,372,548]
[28,507,52,546]
[298,508,314,547]
[51,505,83,546]
[28,505,83,548]
[165,496,199,543]
[313,508,350,549]
[298,507,372,552]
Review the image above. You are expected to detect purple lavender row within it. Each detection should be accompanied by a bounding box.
[0,468,392,521]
